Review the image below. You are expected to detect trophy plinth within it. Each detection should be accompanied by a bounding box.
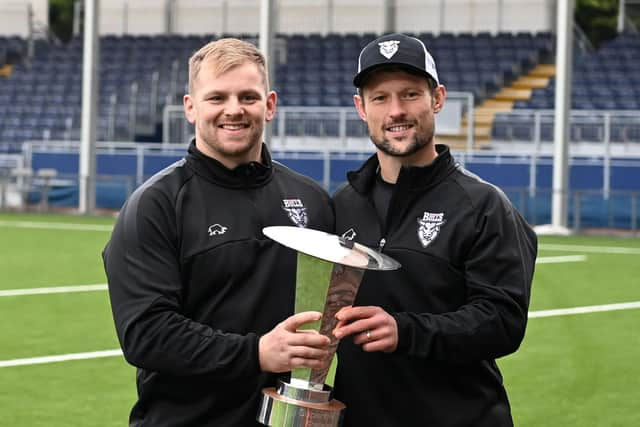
[257,379,345,427]
[257,226,400,427]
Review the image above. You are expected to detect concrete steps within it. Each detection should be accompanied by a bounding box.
[0,64,13,77]
[442,63,556,149]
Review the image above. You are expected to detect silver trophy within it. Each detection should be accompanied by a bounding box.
[257,226,401,427]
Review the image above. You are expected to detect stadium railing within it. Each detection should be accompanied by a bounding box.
[3,140,637,232]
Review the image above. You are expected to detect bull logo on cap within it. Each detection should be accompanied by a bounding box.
[378,40,399,59]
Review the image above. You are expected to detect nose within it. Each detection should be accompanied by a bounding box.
[388,95,406,119]
[224,97,244,117]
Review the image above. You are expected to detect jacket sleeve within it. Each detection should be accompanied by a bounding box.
[393,191,538,363]
[102,185,260,380]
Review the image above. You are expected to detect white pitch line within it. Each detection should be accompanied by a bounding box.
[0,349,123,368]
[0,284,107,297]
[529,301,640,318]
[2,300,640,368]
[0,253,587,298]
[536,255,587,264]
[0,220,113,232]
[539,243,640,255]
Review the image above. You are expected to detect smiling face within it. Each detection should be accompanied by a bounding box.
[354,68,445,167]
[183,59,276,169]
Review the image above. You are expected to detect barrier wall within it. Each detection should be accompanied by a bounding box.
[25,148,640,230]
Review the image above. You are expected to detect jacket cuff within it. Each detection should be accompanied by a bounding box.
[249,332,262,374]
[392,312,412,354]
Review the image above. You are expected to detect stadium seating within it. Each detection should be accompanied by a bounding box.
[511,31,640,112]
[4,30,639,148]
[490,31,640,143]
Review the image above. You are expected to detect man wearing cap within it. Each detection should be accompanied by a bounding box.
[331,33,537,426]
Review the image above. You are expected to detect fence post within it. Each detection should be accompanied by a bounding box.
[322,149,331,191]
[632,192,637,234]
[573,191,581,231]
[136,145,144,187]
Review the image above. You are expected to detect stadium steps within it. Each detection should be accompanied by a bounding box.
[0,64,13,77]
[462,64,556,146]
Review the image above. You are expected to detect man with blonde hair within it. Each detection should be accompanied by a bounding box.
[104,38,334,426]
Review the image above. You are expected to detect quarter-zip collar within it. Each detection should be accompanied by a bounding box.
[347,144,457,195]
[185,139,273,189]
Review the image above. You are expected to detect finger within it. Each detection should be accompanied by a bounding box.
[296,329,321,335]
[333,319,370,339]
[335,305,376,322]
[332,319,348,337]
[296,334,331,348]
[291,345,330,360]
[352,328,374,345]
[334,305,353,319]
[361,337,397,353]
[283,311,323,331]
[290,356,331,370]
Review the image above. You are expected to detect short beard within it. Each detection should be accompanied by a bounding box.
[370,131,432,157]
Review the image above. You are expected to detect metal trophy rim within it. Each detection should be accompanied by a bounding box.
[262,226,401,271]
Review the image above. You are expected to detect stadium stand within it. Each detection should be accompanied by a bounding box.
[492,31,640,144]
[1,31,554,151]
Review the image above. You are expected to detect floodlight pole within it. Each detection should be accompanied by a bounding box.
[79,0,100,214]
[618,0,626,33]
[384,0,397,33]
[259,0,276,147]
[550,0,574,230]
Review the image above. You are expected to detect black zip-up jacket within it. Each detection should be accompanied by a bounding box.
[332,144,537,427]
[102,141,334,426]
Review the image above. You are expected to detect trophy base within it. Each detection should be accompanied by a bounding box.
[257,379,345,427]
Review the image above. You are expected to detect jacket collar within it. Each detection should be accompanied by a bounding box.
[347,144,456,194]
[185,139,273,188]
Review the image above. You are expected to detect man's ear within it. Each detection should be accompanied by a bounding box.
[265,91,277,122]
[432,85,447,114]
[183,94,196,124]
[354,94,367,122]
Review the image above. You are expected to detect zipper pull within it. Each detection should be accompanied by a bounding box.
[378,238,386,252]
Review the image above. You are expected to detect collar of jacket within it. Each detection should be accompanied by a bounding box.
[347,144,456,194]
[186,139,274,189]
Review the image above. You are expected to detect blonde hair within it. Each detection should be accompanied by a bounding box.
[187,38,269,94]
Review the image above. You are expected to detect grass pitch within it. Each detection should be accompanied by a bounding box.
[1,212,639,426]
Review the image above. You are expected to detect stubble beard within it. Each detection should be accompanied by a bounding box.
[369,122,434,158]
[198,122,263,159]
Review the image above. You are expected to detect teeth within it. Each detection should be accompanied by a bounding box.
[221,124,245,130]
[387,125,411,132]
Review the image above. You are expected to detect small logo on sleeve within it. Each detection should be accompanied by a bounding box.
[208,224,228,236]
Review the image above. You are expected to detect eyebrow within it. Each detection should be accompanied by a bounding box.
[200,89,263,99]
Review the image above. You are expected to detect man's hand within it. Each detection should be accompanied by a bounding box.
[333,305,398,353]
[258,311,331,373]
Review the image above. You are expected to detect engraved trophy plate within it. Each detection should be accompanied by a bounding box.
[257,227,401,426]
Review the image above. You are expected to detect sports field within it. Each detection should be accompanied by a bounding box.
[1,212,639,426]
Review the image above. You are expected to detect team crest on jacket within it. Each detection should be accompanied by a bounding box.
[379,40,399,59]
[417,212,446,248]
[282,198,308,228]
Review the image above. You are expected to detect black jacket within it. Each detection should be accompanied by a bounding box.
[332,145,537,427]
[102,141,334,426]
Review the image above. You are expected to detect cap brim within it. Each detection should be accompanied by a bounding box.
[353,63,437,88]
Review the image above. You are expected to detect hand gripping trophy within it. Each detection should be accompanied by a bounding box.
[257,226,400,427]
